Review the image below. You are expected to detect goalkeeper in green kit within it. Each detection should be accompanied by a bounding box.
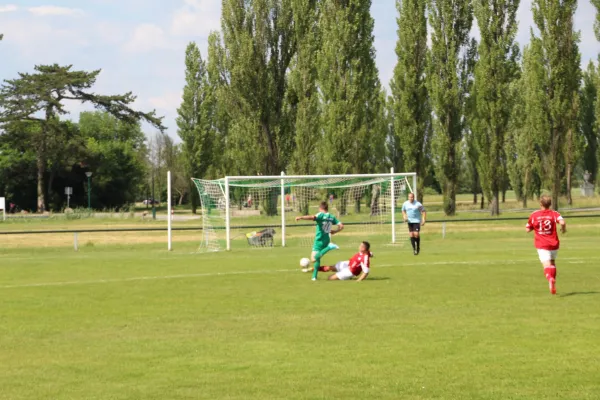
[296,201,344,281]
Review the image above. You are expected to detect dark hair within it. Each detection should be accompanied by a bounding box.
[319,201,329,212]
[361,241,370,251]
[540,195,552,209]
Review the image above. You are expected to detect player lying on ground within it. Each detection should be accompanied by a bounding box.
[295,201,344,281]
[526,195,566,295]
[402,192,426,255]
[302,241,372,282]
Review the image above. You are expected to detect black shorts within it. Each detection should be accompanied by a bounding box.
[408,223,421,233]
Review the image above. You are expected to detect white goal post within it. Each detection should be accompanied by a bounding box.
[192,169,417,252]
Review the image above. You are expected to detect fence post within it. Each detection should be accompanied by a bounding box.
[442,222,446,239]
[74,232,79,251]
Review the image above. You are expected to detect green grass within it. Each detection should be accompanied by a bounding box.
[1,220,600,399]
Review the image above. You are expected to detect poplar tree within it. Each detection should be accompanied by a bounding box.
[472,0,520,215]
[427,0,473,215]
[289,0,320,175]
[317,0,383,176]
[176,42,212,213]
[219,0,296,176]
[529,0,580,209]
[580,62,598,184]
[593,0,600,189]
[391,0,430,202]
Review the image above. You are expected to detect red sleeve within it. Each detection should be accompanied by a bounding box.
[526,215,533,229]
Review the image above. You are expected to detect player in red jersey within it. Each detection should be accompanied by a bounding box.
[526,195,566,295]
[302,241,372,281]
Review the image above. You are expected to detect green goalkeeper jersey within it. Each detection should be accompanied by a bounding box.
[313,212,340,249]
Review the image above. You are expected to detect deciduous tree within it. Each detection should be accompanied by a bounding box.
[529,0,581,209]
[472,0,520,215]
[427,0,473,215]
[391,0,430,202]
[0,65,163,211]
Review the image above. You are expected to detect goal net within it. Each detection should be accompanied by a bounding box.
[192,173,415,252]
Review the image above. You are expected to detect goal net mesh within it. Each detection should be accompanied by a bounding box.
[192,175,412,252]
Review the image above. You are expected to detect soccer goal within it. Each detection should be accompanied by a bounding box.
[191,170,416,252]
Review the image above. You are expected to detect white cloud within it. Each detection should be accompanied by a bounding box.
[0,17,88,59]
[0,4,17,12]
[27,6,85,17]
[123,23,168,53]
[170,0,221,37]
[148,91,183,111]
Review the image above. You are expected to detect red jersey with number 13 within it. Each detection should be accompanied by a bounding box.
[526,209,563,250]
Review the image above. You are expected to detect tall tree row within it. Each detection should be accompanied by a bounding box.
[427,0,473,215]
[471,0,520,215]
[391,0,430,202]
[170,0,599,216]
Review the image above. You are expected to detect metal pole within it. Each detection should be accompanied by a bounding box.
[442,222,446,239]
[225,177,231,251]
[167,171,172,251]
[281,171,286,248]
[152,170,156,220]
[391,167,396,244]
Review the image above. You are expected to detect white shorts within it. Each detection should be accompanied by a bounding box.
[334,261,355,280]
[537,249,558,263]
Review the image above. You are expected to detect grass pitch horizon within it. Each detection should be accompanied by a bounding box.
[1,220,599,399]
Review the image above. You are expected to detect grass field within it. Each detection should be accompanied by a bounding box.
[1,218,600,399]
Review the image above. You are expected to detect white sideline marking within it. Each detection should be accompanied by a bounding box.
[0,257,596,290]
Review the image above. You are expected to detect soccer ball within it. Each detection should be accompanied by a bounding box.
[300,258,311,268]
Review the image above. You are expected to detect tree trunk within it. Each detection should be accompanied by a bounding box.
[523,170,529,208]
[552,167,561,212]
[443,180,456,216]
[48,169,56,211]
[566,163,573,206]
[36,153,46,213]
[443,146,457,216]
[502,189,506,204]
[491,190,500,216]
[417,176,425,204]
[480,192,485,210]
[179,193,184,205]
[473,192,478,204]
[189,180,198,214]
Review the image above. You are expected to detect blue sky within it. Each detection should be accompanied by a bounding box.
[1,0,598,139]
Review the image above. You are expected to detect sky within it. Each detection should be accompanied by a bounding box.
[0,0,598,139]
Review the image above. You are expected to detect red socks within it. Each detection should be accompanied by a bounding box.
[544,267,557,281]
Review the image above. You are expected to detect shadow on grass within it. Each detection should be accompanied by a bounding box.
[559,291,600,298]
[366,277,390,281]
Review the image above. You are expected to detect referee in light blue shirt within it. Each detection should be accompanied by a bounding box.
[401,192,426,255]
